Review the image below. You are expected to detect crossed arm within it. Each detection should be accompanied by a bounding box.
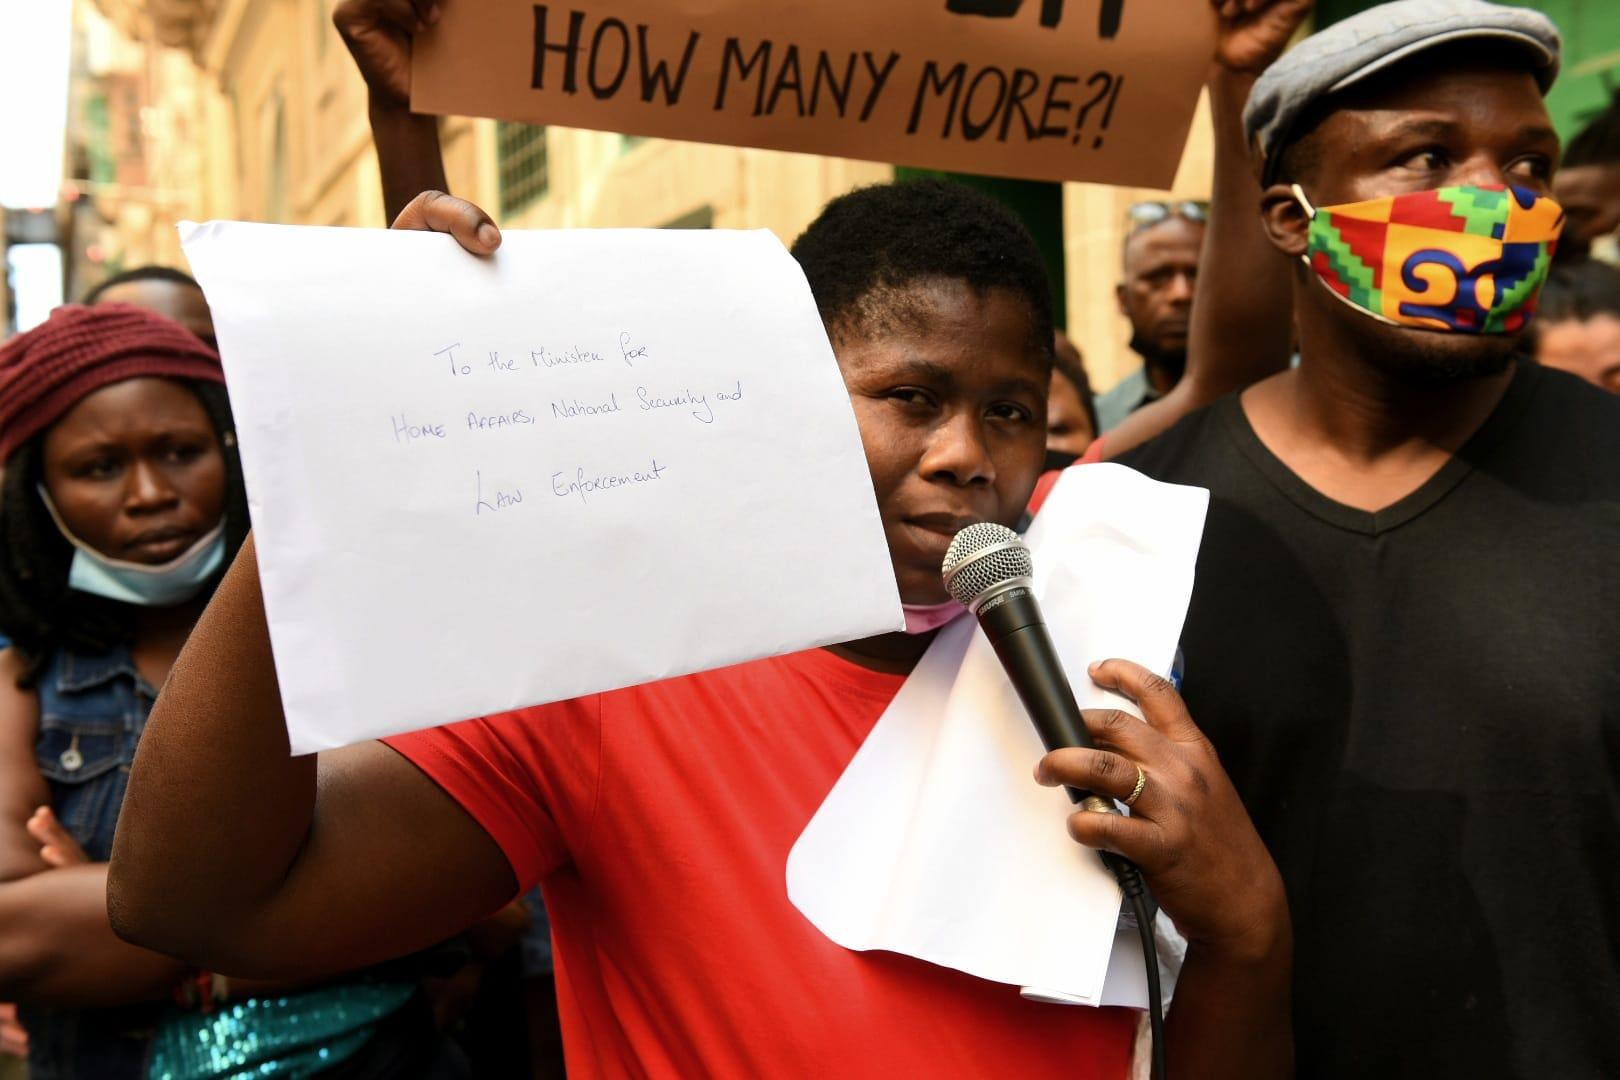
[0,651,187,1007]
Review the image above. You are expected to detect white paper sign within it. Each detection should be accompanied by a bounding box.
[787,464,1207,1005]
[180,222,902,753]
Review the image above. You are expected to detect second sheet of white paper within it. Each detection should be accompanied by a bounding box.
[787,464,1209,1005]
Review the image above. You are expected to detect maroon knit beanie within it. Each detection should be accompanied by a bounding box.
[0,302,225,462]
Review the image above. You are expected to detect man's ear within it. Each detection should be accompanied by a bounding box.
[1261,184,1311,260]
[1114,281,1129,319]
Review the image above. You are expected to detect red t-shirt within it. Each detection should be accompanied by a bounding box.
[386,648,1135,1078]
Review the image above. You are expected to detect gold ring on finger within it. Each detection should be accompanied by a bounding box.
[1123,764,1147,808]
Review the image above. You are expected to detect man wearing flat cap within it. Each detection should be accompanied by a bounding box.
[1112,1,1620,1075]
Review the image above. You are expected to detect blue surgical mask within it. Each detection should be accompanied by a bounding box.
[38,485,226,607]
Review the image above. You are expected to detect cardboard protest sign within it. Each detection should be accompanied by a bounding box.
[412,0,1215,188]
[180,221,903,753]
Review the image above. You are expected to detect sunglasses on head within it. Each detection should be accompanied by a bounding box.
[1126,200,1209,232]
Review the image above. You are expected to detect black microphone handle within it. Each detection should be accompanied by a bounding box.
[973,585,1115,811]
[960,558,1165,1080]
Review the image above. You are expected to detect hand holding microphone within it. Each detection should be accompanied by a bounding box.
[941,523,1289,969]
[941,523,1120,816]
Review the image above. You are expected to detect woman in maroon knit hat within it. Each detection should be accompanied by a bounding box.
[0,305,459,1079]
[0,302,248,1078]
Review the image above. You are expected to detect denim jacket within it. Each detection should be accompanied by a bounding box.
[19,643,162,1079]
[16,644,429,1080]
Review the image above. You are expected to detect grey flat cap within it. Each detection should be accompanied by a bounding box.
[1245,0,1561,185]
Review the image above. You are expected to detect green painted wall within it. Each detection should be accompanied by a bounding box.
[1314,0,1620,138]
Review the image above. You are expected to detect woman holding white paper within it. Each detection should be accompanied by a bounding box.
[108,167,1302,1080]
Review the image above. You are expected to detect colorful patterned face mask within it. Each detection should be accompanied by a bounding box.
[1294,183,1564,335]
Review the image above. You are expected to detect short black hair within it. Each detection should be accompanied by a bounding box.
[791,179,1054,358]
[1563,91,1620,169]
[82,265,202,305]
[0,380,250,684]
[1537,257,1620,322]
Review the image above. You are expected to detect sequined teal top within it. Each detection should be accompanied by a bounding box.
[23,644,419,1080]
[145,983,414,1080]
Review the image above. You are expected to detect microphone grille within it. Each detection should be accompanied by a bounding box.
[941,522,1032,606]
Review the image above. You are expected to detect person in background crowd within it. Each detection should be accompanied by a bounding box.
[1534,257,1620,390]
[12,261,524,1075]
[1093,202,1206,430]
[0,265,214,653]
[0,266,218,1071]
[1552,89,1620,263]
[84,267,217,351]
[0,304,465,1079]
[1081,2,1620,1075]
[1045,331,1099,461]
[0,303,241,1080]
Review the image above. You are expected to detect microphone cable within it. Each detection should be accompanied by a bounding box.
[1107,852,1166,1080]
[942,522,1168,1080]
[1059,799,1165,1080]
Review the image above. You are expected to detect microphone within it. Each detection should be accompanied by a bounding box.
[940,522,1116,818]
[944,522,1166,1080]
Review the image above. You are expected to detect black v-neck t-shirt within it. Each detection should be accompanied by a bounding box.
[1118,363,1620,1079]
